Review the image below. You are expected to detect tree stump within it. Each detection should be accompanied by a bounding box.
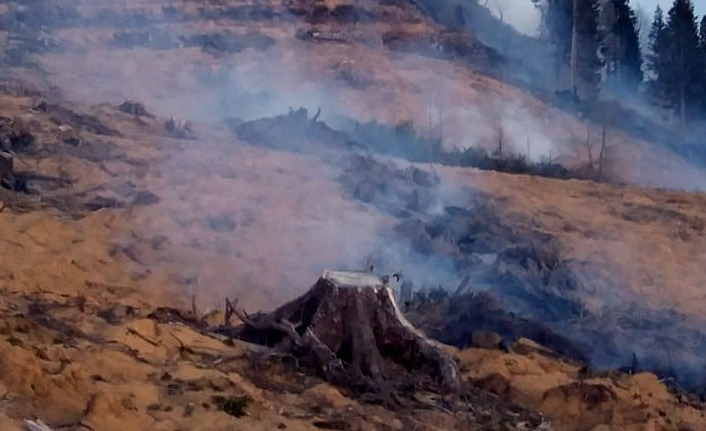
[227,271,460,395]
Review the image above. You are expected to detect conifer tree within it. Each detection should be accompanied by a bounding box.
[646,5,667,97]
[540,0,574,78]
[698,15,706,114]
[538,0,602,99]
[661,0,700,126]
[574,0,602,98]
[601,0,643,94]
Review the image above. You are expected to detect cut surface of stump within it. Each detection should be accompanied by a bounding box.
[228,271,460,395]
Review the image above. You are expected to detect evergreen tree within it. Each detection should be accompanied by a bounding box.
[661,0,701,125]
[574,0,603,98]
[600,0,643,94]
[646,5,667,99]
[540,0,574,78]
[699,15,706,114]
[538,0,602,99]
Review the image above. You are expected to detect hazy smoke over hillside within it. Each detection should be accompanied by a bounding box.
[5,0,706,394]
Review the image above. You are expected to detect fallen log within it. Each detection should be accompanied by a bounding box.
[220,271,461,395]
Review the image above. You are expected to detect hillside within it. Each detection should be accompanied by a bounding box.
[0,0,705,430]
[2,0,704,188]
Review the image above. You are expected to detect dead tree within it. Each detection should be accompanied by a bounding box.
[496,126,505,159]
[584,122,594,173]
[598,122,607,181]
[222,271,461,395]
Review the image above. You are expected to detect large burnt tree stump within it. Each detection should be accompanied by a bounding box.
[227,271,460,395]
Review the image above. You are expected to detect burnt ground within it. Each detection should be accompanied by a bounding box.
[335,153,706,395]
[234,111,578,180]
[228,108,706,394]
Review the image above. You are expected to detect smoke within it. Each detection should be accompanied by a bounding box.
[485,0,541,36]
[6,0,706,393]
[441,101,562,162]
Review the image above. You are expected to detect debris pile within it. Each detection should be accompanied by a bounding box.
[165,118,196,139]
[182,30,274,55]
[407,290,586,363]
[118,101,154,118]
[394,201,587,322]
[338,154,440,217]
[31,100,122,137]
[233,107,361,153]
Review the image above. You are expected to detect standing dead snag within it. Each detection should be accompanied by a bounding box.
[224,271,461,394]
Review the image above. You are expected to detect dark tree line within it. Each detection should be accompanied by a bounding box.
[534,0,602,98]
[600,0,643,94]
[647,0,705,125]
[534,0,706,125]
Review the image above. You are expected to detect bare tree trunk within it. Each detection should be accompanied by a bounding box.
[680,83,686,144]
[570,0,579,97]
[584,122,593,173]
[679,43,686,144]
[598,122,607,180]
